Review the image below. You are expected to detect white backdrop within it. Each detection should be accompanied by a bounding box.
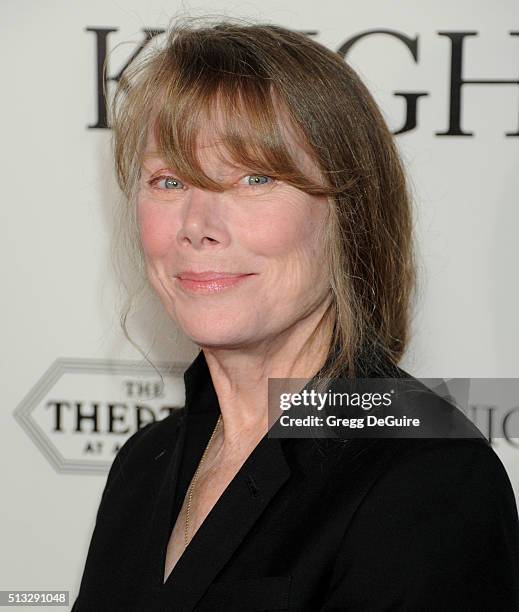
[2,0,518,607]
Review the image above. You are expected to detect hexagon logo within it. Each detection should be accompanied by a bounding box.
[14,358,187,474]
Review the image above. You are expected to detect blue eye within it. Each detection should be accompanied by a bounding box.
[163,177,184,189]
[149,176,184,190]
[242,175,273,186]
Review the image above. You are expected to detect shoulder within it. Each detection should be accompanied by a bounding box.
[363,437,516,517]
[327,435,515,514]
[325,434,518,537]
[322,438,519,609]
[102,408,186,493]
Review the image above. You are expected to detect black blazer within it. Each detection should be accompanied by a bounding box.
[72,351,519,611]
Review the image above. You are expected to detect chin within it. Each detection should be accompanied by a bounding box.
[183,323,256,350]
[188,337,247,351]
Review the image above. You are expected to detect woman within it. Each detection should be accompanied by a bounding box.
[72,18,519,611]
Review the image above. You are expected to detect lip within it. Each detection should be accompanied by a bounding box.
[175,273,256,295]
[176,271,250,281]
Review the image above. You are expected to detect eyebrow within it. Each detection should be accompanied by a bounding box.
[140,153,179,174]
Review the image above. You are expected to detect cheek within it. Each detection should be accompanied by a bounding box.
[248,220,299,255]
[246,195,329,300]
[137,201,176,259]
[247,196,325,259]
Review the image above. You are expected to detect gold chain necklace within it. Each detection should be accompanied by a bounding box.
[184,414,222,548]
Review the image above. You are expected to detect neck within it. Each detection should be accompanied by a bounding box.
[200,297,334,458]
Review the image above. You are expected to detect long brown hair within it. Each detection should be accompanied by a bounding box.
[110,16,416,384]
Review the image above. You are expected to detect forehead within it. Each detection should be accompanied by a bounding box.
[142,110,320,179]
[142,129,239,181]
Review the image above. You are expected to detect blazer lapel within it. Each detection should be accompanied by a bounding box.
[159,429,291,610]
[144,350,292,610]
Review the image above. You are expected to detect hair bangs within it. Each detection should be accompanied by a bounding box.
[149,66,335,195]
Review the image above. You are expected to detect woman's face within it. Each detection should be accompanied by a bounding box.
[137,122,332,349]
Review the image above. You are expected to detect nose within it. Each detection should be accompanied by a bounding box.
[177,187,226,249]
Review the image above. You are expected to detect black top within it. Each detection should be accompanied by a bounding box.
[72,350,519,611]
